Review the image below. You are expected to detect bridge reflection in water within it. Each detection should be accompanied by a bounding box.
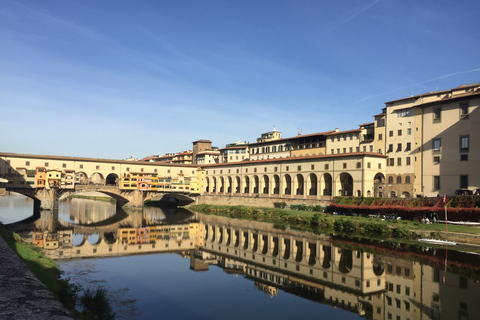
[21,208,480,320]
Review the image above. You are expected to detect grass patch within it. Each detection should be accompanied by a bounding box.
[0,224,63,294]
[68,195,115,203]
[0,224,115,319]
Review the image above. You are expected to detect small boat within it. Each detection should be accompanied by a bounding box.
[418,238,457,246]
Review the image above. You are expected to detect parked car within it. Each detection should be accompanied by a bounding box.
[455,189,473,195]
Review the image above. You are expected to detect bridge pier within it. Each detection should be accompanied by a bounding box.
[36,188,58,211]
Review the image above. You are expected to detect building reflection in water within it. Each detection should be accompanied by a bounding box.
[30,208,479,320]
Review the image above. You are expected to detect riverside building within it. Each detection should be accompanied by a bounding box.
[203,83,479,199]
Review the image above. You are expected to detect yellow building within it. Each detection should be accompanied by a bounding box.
[384,83,480,197]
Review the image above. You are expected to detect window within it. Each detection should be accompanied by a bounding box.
[324,164,329,170]
[297,165,301,171]
[337,148,340,154]
[407,128,412,135]
[388,158,394,166]
[460,135,469,152]
[363,146,367,152]
[331,149,334,154]
[396,108,412,117]
[370,145,373,152]
[397,176,402,184]
[461,154,468,161]
[45,162,49,167]
[433,156,440,163]
[405,176,411,184]
[398,129,402,136]
[388,176,394,184]
[377,118,385,127]
[433,107,441,120]
[406,157,411,166]
[367,162,371,168]
[460,101,469,116]
[356,162,361,168]
[311,164,314,170]
[349,147,353,153]
[285,166,289,171]
[389,130,393,137]
[343,148,346,153]
[433,138,441,151]
[25,161,30,166]
[433,176,440,190]
[378,163,382,169]
[378,133,383,140]
[396,143,402,152]
[460,175,468,189]
[356,146,360,152]
[96,165,100,170]
[405,142,411,152]
[387,144,393,153]
[343,163,347,169]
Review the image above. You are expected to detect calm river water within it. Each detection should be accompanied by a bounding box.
[1,192,480,320]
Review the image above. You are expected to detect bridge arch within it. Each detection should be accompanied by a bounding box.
[105,173,119,186]
[90,172,104,185]
[76,172,88,185]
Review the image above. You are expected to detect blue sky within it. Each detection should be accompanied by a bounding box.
[1,0,479,160]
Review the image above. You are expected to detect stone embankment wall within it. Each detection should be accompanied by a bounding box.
[0,237,74,320]
[195,194,331,208]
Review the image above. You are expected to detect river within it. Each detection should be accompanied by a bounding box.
[1,192,479,320]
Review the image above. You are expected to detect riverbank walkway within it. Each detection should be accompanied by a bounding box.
[0,236,74,320]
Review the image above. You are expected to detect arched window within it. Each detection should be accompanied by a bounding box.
[388,176,393,184]
[396,176,402,184]
[390,191,397,198]
[405,176,411,184]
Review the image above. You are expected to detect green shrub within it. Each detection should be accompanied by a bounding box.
[364,223,391,238]
[290,204,308,211]
[79,287,115,320]
[273,202,287,209]
[392,227,413,239]
[310,205,324,212]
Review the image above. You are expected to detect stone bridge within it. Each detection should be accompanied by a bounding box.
[5,185,196,211]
